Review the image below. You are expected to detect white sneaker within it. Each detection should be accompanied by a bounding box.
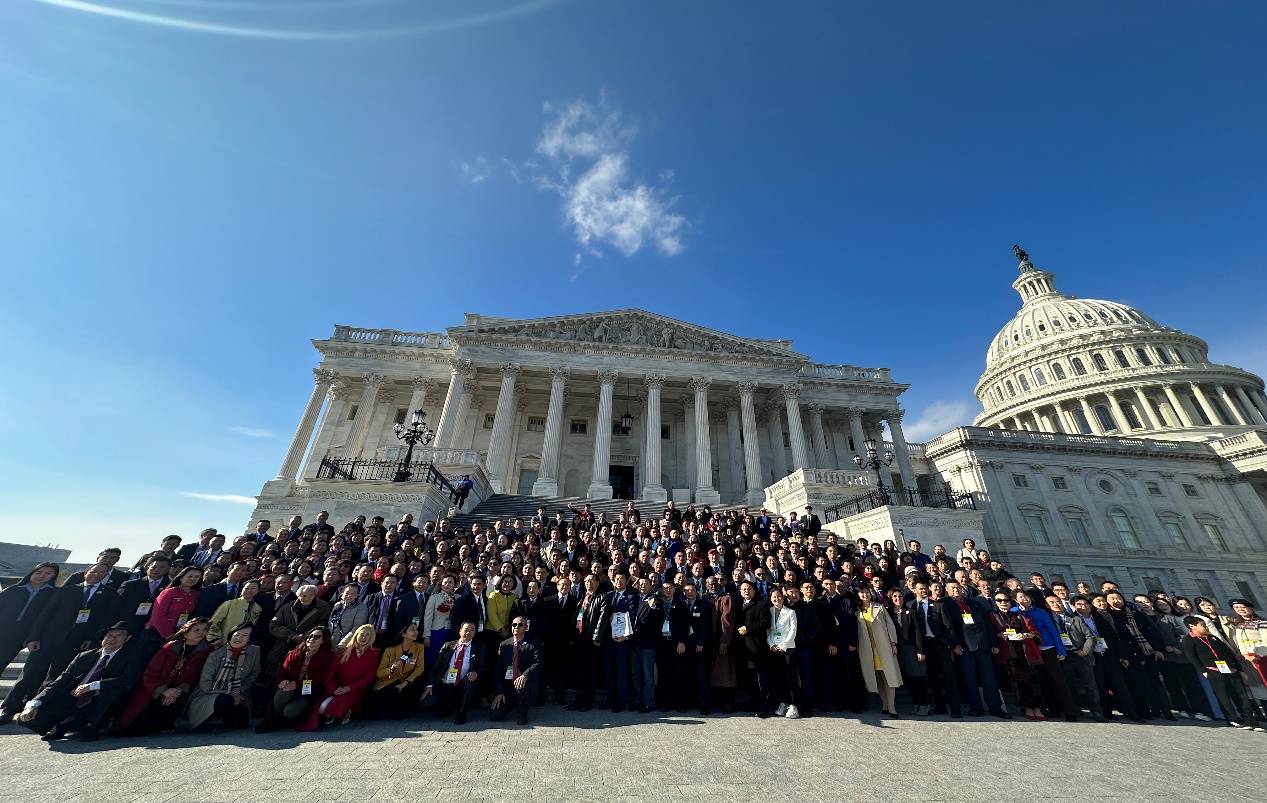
[785,705,800,720]
[774,703,788,717]
[1177,711,1191,719]
[1194,713,1212,722]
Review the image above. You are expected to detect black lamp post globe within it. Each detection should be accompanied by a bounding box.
[392,409,435,482]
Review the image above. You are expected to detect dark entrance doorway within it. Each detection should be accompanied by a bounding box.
[608,465,636,499]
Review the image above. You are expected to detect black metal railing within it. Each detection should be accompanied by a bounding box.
[824,485,976,523]
[316,456,461,504]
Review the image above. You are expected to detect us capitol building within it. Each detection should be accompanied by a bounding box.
[251,248,1267,603]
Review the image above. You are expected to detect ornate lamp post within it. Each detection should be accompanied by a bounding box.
[392,409,435,482]
[853,438,895,502]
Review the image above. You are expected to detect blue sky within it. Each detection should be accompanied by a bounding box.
[3,1,1265,562]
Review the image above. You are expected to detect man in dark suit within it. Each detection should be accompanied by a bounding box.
[544,576,578,706]
[907,581,963,717]
[14,621,138,741]
[193,562,251,617]
[490,615,540,725]
[421,621,483,724]
[801,506,822,540]
[67,549,129,590]
[946,580,1008,717]
[570,574,608,711]
[175,529,217,563]
[366,575,401,645]
[113,556,171,635]
[392,575,430,633]
[127,536,182,573]
[0,562,118,722]
[679,582,713,715]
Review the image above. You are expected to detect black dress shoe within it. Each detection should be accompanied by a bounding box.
[79,727,100,742]
[576,705,591,712]
[453,712,467,725]
[639,705,652,714]
[41,727,67,742]
[0,711,14,726]
[610,704,624,713]
[755,712,770,719]
[516,715,528,726]
[699,708,711,716]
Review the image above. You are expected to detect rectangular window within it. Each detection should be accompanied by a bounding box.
[1142,576,1165,593]
[394,407,408,425]
[1113,350,1130,368]
[483,413,496,430]
[1195,578,1216,599]
[1092,353,1109,371]
[1091,574,1108,591]
[569,418,588,435]
[1064,516,1092,546]
[1023,514,1050,545]
[347,404,359,420]
[1235,580,1260,608]
[1052,476,1067,490]
[1183,483,1199,498]
[1072,409,1092,435]
[1135,347,1153,366]
[1156,349,1171,365]
[1111,512,1141,549]
[1145,481,1162,495]
[1162,521,1189,548]
[661,424,671,440]
[526,416,546,432]
[1201,522,1229,552]
[1012,473,1029,488]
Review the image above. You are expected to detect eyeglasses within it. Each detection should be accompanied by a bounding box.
[510,622,526,628]
[994,597,1009,602]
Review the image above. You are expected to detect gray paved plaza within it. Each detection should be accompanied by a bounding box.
[0,709,1262,802]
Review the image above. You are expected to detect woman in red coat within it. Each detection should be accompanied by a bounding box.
[317,624,379,725]
[255,626,335,733]
[147,567,203,640]
[115,617,214,736]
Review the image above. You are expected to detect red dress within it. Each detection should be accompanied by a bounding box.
[277,646,335,732]
[115,640,213,732]
[320,647,380,720]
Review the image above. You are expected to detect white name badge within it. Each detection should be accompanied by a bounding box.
[176,613,189,627]
[1060,634,1073,647]
[1215,660,1233,674]
[961,613,975,625]
[1004,628,1022,641]
[661,618,671,636]
[301,679,313,696]
[1095,637,1108,651]
[692,611,701,618]
[505,667,514,680]
[477,621,484,632]
[444,667,459,685]
[135,602,153,617]
[76,609,91,624]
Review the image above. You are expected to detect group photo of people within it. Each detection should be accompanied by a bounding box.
[1,500,1264,743]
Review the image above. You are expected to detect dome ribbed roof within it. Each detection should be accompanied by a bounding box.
[985,295,1162,368]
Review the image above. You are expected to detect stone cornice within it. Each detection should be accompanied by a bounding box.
[923,425,1223,464]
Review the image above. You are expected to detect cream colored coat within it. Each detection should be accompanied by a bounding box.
[855,604,903,693]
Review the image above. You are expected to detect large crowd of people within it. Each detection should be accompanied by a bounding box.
[0,501,1264,743]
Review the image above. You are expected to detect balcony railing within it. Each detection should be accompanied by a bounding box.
[824,486,976,523]
[315,456,460,503]
[329,326,454,349]
[799,363,893,382]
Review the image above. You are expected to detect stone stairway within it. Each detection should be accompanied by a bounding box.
[446,492,749,530]
[0,650,26,702]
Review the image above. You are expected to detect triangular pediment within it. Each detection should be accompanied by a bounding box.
[451,309,803,360]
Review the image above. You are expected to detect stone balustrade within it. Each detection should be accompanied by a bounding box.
[799,363,893,382]
[923,425,1215,460]
[331,325,453,349]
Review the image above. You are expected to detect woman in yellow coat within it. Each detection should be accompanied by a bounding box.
[855,586,903,718]
[365,622,427,719]
[207,580,263,647]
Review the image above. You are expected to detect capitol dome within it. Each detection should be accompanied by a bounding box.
[973,247,1267,439]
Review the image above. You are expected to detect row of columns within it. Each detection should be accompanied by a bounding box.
[1002,381,1267,436]
[277,361,920,502]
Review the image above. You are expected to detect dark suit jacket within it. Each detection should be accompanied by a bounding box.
[427,638,485,687]
[0,584,59,644]
[738,598,771,655]
[193,581,242,618]
[33,583,117,656]
[948,595,994,652]
[908,597,963,648]
[113,577,171,634]
[493,638,540,694]
[33,643,139,722]
[516,595,550,645]
[803,514,823,536]
[393,590,428,633]
[450,593,487,631]
[67,568,129,591]
[791,600,822,649]
[547,593,578,647]
[174,542,207,563]
[576,590,607,645]
[633,596,666,648]
[365,591,400,633]
[681,596,713,649]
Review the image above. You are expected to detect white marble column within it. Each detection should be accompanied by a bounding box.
[781,383,810,471]
[683,399,697,492]
[738,382,765,506]
[886,410,918,491]
[406,376,439,422]
[1078,397,1104,435]
[691,378,721,504]
[1233,386,1267,425]
[485,363,521,493]
[829,421,849,468]
[302,379,349,478]
[1190,383,1222,426]
[435,358,473,448]
[1216,385,1249,425]
[807,404,828,468]
[1251,389,1267,420]
[847,408,868,458]
[1105,393,1131,432]
[533,368,568,496]
[276,368,336,480]
[642,374,667,501]
[1163,384,1196,427]
[1132,387,1158,430]
[763,402,787,483]
[586,370,618,499]
[345,373,386,457]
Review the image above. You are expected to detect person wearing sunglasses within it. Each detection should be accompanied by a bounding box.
[491,616,540,726]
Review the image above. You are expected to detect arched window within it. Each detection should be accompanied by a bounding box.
[1156,348,1171,365]
[1071,357,1087,376]
[1005,380,1016,397]
[1092,353,1109,371]
[1122,401,1142,429]
[1113,349,1130,368]
[1050,362,1066,380]
[1018,374,1031,391]
[1108,509,1141,549]
[1034,367,1047,386]
[1094,404,1116,431]
[1072,408,1092,434]
[1135,347,1152,366]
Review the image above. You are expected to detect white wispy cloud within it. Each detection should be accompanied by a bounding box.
[181,492,257,506]
[455,156,491,184]
[532,93,686,261]
[228,426,276,439]
[902,400,977,442]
